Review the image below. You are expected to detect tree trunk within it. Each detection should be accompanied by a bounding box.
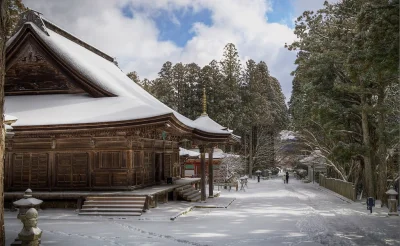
[361,95,375,198]
[376,87,387,207]
[0,1,7,244]
[249,127,253,178]
[244,132,247,172]
[267,131,274,168]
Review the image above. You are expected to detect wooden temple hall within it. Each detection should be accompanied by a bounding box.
[3,11,237,215]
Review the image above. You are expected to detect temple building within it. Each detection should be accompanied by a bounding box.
[4,10,234,195]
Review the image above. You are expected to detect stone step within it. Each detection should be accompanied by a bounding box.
[79,212,142,216]
[175,185,193,192]
[80,208,143,213]
[84,200,144,205]
[190,193,201,202]
[86,196,145,201]
[182,189,198,198]
[82,204,143,209]
[187,191,201,200]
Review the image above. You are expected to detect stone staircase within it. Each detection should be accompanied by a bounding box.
[79,196,146,216]
[176,185,201,202]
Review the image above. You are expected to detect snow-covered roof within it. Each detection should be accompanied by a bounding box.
[5,94,171,126]
[280,130,296,141]
[187,148,239,159]
[179,147,200,157]
[193,115,225,132]
[4,114,18,124]
[3,114,17,138]
[5,11,231,136]
[299,150,326,166]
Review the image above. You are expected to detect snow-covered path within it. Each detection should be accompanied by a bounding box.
[5,178,400,245]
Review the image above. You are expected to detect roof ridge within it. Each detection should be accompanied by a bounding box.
[16,10,115,63]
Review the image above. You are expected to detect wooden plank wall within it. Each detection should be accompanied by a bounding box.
[5,136,179,191]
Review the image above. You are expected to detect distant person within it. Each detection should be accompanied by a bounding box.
[282,175,286,184]
[286,171,289,184]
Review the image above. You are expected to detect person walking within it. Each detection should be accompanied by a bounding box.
[282,175,286,184]
[286,171,289,184]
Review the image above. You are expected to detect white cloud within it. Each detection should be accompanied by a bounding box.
[22,0,327,102]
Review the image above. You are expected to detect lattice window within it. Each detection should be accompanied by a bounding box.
[56,153,88,187]
[99,151,122,169]
[12,153,48,188]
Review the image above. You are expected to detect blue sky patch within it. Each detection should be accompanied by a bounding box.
[266,0,295,27]
[121,4,134,18]
[121,5,212,47]
[154,8,212,47]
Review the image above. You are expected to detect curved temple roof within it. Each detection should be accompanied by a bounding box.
[5,11,233,139]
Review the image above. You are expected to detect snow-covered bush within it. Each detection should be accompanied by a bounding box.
[216,155,245,183]
[295,169,307,179]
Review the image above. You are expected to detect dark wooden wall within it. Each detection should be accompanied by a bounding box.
[5,136,179,191]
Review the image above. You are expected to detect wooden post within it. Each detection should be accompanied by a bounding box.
[144,195,149,210]
[154,194,158,208]
[208,147,214,198]
[77,197,83,211]
[199,145,206,201]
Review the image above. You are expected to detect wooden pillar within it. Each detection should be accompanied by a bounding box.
[48,152,52,191]
[208,147,214,198]
[158,153,162,183]
[154,194,158,208]
[127,150,133,186]
[199,145,206,201]
[144,195,150,210]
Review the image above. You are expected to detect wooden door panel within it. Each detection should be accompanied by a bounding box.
[56,153,88,187]
[11,153,48,189]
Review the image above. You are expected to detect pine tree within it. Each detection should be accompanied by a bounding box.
[183,63,201,119]
[287,0,399,200]
[219,43,242,130]
[152,62,175,109]
[172,63,186,115]
[127,71,140,84]
[206,60,223,120]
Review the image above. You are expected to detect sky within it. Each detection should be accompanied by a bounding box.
[23,0,333,102]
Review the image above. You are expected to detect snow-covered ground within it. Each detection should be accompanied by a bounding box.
[5,177,400,246]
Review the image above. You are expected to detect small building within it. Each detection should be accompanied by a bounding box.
[299,150,327,182]
[184,147,227,178]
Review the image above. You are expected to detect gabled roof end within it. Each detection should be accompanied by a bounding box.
[13,10,115,63]
[15,10,49,36]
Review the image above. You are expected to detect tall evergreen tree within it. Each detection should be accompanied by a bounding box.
[127,71,140,84]
[218,43,242,129]
[287,0,399,201]
[172,63,186,115]
[184,63,201,119]
[206,60,223,120]
[152,61,175,109]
